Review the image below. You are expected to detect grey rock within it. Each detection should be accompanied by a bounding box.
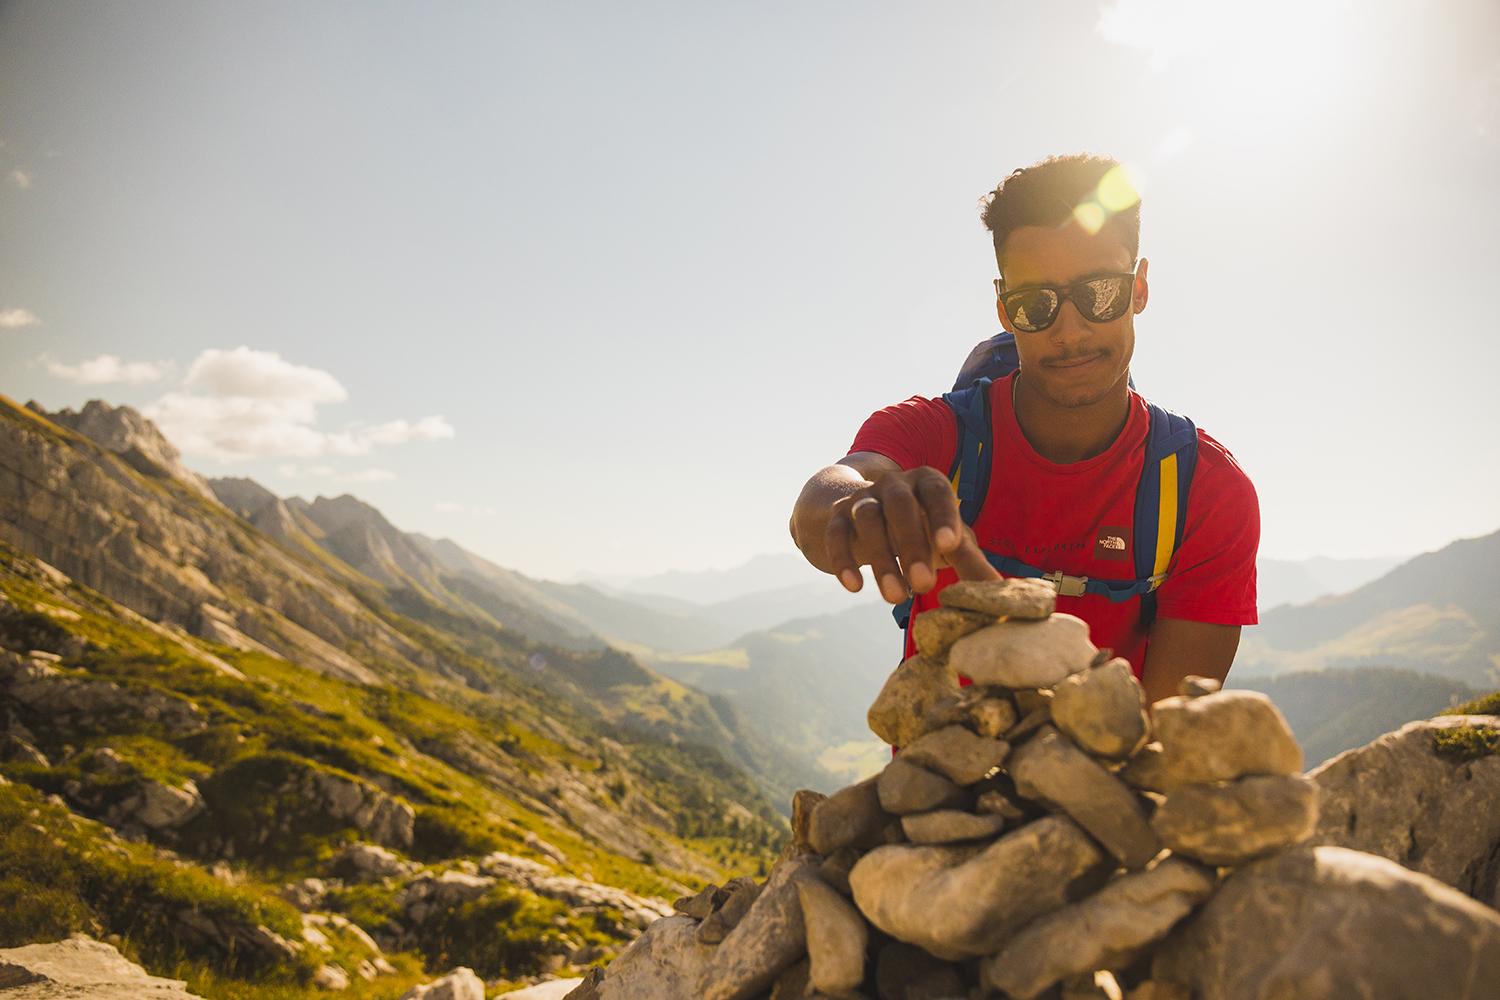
[674,883,720,920]
[1153,845,1500,1000]
[1151,774,1319,866]
[982,858,1216,999]
[1050,658,1148,760]
[1009,727,1159,869]
[399,971,486,1000]
[948,615,1096,689]
[575,916,711,999]
[313,963,351,991]
[695,858,814,1000]
[900,809,1009,844]
[874,942,963,1000]
[1309,714,1500,908]
[816,847,859,897]
[967,697,1017,739]
[809,776,892,855]
[877,758,967,816]
[1177,675,1220,697]
[124,779,205,830]
[867,656,960,748]
[898,725,1008,786]
[912,607,994,660]
[334,842,416,881]
[698,879,763,944]
[0,935,205,997]
[1123,691,1300,792]
[789,789,826,855]
[974,786,1028,822]
[849,814,1110,959]
[937,578,1056,619]
[796,874,868,994]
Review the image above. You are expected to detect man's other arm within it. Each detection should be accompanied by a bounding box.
[1139,619,1241,706]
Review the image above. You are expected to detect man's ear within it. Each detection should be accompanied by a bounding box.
[1133,258,1150,314]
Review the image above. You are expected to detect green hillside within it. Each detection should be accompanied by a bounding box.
[1231,666,1479,767]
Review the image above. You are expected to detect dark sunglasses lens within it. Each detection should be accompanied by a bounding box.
[1006,289,1059,331]
[1079,276,1132,322]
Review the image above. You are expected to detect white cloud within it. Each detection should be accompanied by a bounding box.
[183,346,347,403]
[0,308,40,329]
[43,353,172,385]
[360,415,456,446]
[144,345,455,462]
[9,169,31,190]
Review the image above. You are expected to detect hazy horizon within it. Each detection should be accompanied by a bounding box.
[4,0,1498,578]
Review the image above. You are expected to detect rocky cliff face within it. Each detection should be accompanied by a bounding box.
[0,397,412,682]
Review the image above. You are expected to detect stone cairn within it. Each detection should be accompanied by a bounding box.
[566,578,1500,999]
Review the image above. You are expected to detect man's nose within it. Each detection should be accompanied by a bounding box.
[1048,298,1093,345]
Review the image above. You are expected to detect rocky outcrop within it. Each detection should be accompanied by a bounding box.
[0,397,407,683]
[1309,713,1500,908]
[0,934,205,998]
[1153,845,1500,999]
[39,400,220,506]
[567,580,1500,1000]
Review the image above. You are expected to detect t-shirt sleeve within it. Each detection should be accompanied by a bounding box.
[1153,431,1260,626]
[847,396,958,472]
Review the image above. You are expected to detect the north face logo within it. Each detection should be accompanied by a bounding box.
[1095,526,1132,561]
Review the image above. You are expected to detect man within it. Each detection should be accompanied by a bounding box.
[789,154,1258,705]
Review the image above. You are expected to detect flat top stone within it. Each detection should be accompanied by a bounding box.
[948,615,1096,689]
[938,578,1056,619]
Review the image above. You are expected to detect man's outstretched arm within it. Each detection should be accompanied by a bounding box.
[1139,619,1242,706]
[790,452,998,604]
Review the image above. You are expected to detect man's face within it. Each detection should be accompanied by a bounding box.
[996,222,1147,409]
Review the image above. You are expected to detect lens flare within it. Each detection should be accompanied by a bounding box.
[1071,164,1143,236]
[1072,201,1108,235]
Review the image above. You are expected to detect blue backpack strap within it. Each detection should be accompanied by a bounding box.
[953,333,1021,391]
[891,377,997,631]
[1133,403,1199,623]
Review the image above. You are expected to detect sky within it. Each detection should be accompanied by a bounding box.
[2,0,1499,581]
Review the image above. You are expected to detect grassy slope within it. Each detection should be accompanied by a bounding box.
[0,543,781,997]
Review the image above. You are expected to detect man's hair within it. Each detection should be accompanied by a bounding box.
[980,154,1141,277]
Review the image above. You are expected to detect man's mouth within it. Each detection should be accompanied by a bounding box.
[1046,351,1105,369]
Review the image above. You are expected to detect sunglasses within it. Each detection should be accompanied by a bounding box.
[994,271,1137,333]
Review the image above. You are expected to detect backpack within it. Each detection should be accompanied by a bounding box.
[892,331,1199,635]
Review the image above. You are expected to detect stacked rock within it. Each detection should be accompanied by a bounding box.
[567,578,1496,1000]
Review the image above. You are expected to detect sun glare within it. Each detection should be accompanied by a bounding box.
[1072,164,1143,236]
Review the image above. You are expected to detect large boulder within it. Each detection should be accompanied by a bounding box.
[947,615,1095,689]
[1122,690,1301,792]
[0,934,205,998]
[1152,845,1500,999]
[849,814,1109,959]
[982,858,1216,1000]
[1309,714,1500,908]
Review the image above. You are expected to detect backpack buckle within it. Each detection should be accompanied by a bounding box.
[1041,571,1089,598]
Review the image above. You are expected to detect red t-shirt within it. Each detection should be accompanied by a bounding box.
[849,372,1259,678]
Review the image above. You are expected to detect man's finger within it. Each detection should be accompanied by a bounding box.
[850,496,907,604]
[914,472,964,554]
[880,481,935,593]
[824,503,863,592]
[947,531,1002,582]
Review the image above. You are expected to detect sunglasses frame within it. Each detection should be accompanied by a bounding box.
[994,270,1139,333]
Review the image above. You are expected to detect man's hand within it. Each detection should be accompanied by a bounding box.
[791,454,999,604]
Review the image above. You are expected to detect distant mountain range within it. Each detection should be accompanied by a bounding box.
[1231,667,1479,767]
[1237,529,1500,689]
